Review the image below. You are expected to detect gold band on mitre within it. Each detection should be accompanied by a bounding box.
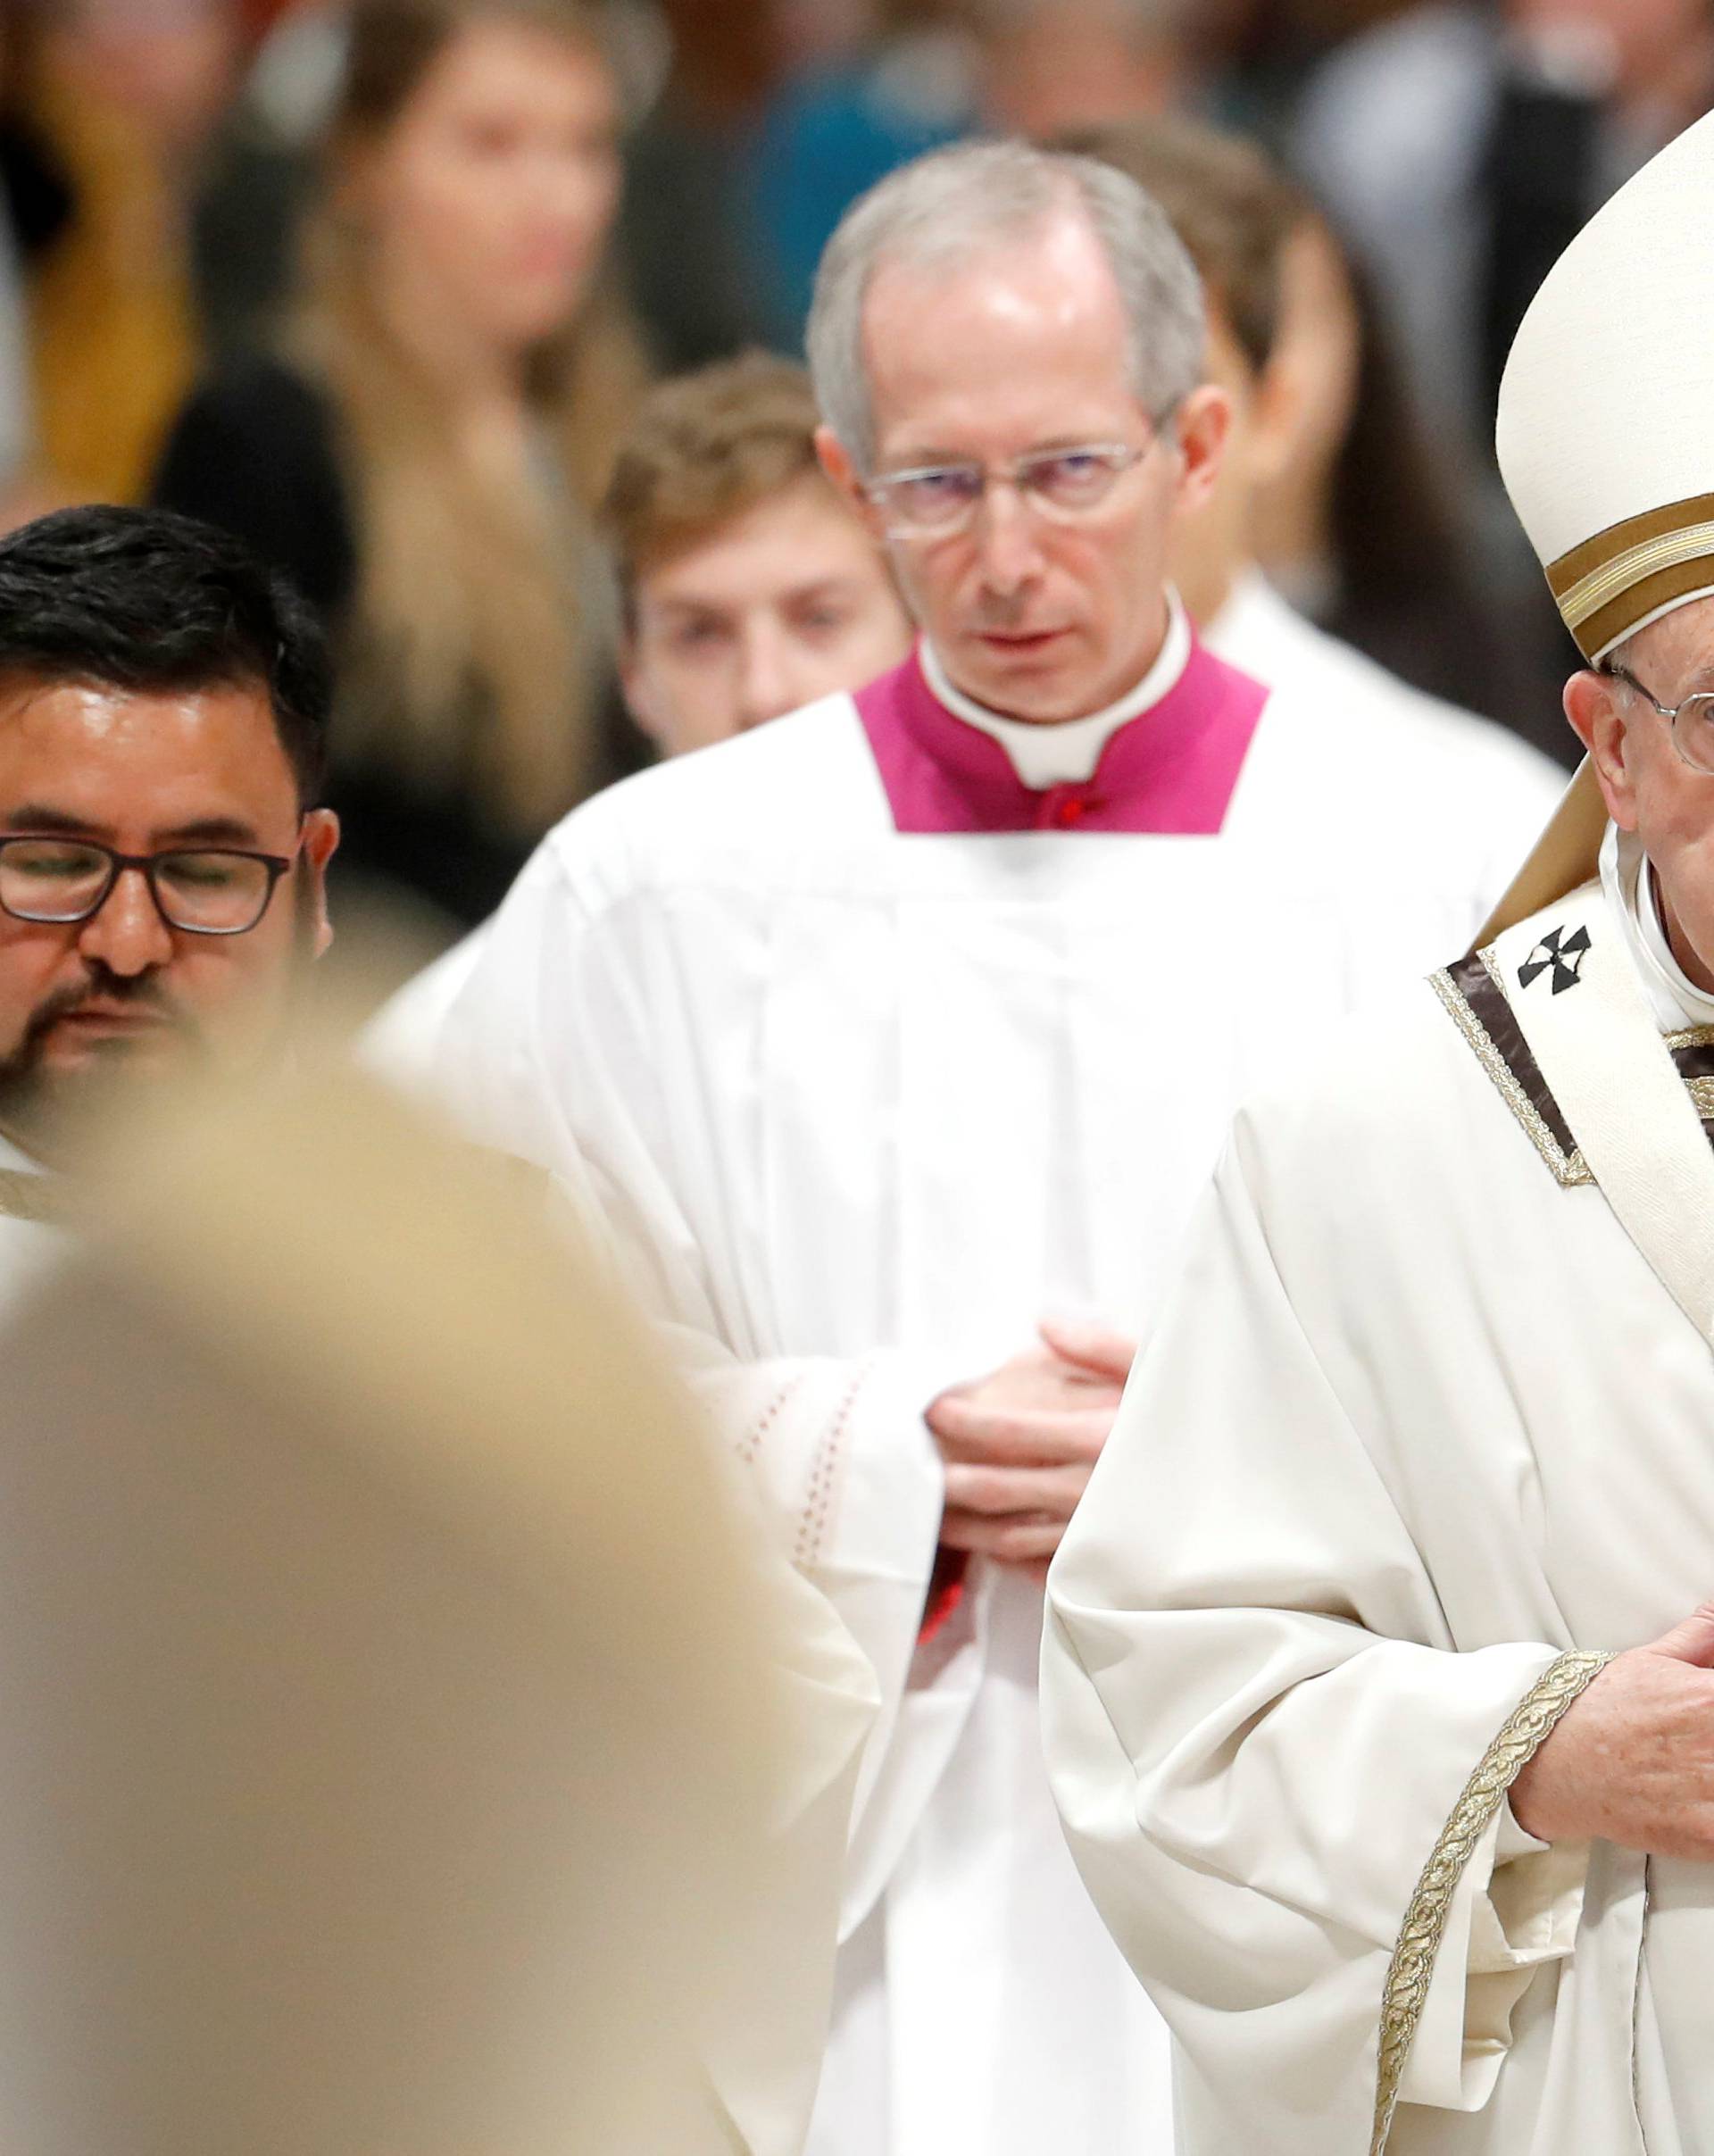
[1548,490,1714,661]
[1491,492,1714,948]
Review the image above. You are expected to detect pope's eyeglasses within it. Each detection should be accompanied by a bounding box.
[0,837,299,936]
[1604,663,1714,778]
[862,439,1153,538]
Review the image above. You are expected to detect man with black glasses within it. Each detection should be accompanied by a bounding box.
[0,504,337,1244]
[0,504,877,2156]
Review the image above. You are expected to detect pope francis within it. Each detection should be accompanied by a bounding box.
[1044,109,1714,2156]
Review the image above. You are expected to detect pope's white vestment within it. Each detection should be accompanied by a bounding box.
[1044,827,1714,2154]
[402,621,1559,2156]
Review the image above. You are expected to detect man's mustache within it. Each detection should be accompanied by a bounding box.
[16,968,184,1055]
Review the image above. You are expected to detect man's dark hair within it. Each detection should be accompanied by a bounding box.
[0,505,332,806]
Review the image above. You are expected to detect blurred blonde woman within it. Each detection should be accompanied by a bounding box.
[155,0,649,925]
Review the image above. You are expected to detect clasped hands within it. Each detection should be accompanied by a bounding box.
[927,1356,1714,1852]
[925,1318,1135,1577]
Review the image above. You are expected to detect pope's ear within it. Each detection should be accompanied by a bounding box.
[1565,669,1640,830]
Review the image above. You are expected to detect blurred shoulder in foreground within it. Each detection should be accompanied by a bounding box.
[0,1053,875,2156]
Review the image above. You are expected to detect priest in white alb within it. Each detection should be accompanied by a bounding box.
[1044,109,1714,2156]
[407,142,1560,2156]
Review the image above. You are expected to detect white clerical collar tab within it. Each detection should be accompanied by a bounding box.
[920,590,1193,789]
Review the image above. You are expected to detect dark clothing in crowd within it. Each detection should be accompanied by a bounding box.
[153,355,631,927]
[0,116,73,263]
[1294,3,1700,762]
[1477,71,1604,429]
[154,357,352,613]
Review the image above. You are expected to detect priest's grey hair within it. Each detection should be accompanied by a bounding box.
[806,139,1205,473]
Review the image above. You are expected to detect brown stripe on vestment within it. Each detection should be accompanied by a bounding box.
[1446,950,1580,1159]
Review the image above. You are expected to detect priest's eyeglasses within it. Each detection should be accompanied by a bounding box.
[0,836,298,936]
[863,442,1151,537]
[1604,663,1714,777]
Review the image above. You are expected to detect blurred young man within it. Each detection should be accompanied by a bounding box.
[1070,112,1564,809]
[410,141,1566,2156]
[611,351,913,756]
[367,352,911,1057]
[0,503,338,1270]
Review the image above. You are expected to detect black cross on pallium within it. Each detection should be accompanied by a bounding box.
[1518,924,1592,995]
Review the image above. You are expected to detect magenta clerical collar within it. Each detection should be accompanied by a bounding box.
[853,636,1267,835]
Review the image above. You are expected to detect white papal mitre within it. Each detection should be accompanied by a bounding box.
[1482,110,1714,938]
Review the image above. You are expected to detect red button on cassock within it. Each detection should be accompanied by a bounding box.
[1055,796,1086,826]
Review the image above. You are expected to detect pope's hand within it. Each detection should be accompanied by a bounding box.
[925,1319,1135,1569]
[1510,1604,1714,1856]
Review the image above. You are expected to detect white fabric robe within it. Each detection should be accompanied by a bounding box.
[1044,846,1714,2155]
[362,930,490,1089]
[392,657,1560,2156]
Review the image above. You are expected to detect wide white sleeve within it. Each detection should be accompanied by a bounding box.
[1043,1131,1602,2154]
[423,853,948,1777]
[702,1511,884,2156]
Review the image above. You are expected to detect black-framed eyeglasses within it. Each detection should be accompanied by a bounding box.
[0,836,298,936]
[1604,662,1714,778]
[862,438,1158,537]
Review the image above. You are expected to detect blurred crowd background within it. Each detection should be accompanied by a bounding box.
[0,0,1702,940]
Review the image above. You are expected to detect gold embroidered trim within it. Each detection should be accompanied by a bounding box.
[1665,1025,1714,1053]
[1369,1649,1615,2156]
[0,1169,65,1227]
[1555,520,1714,631]
[1430,967,1592,1187]
[1548,489,1714,590]
[1688,1076,1714,1121]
